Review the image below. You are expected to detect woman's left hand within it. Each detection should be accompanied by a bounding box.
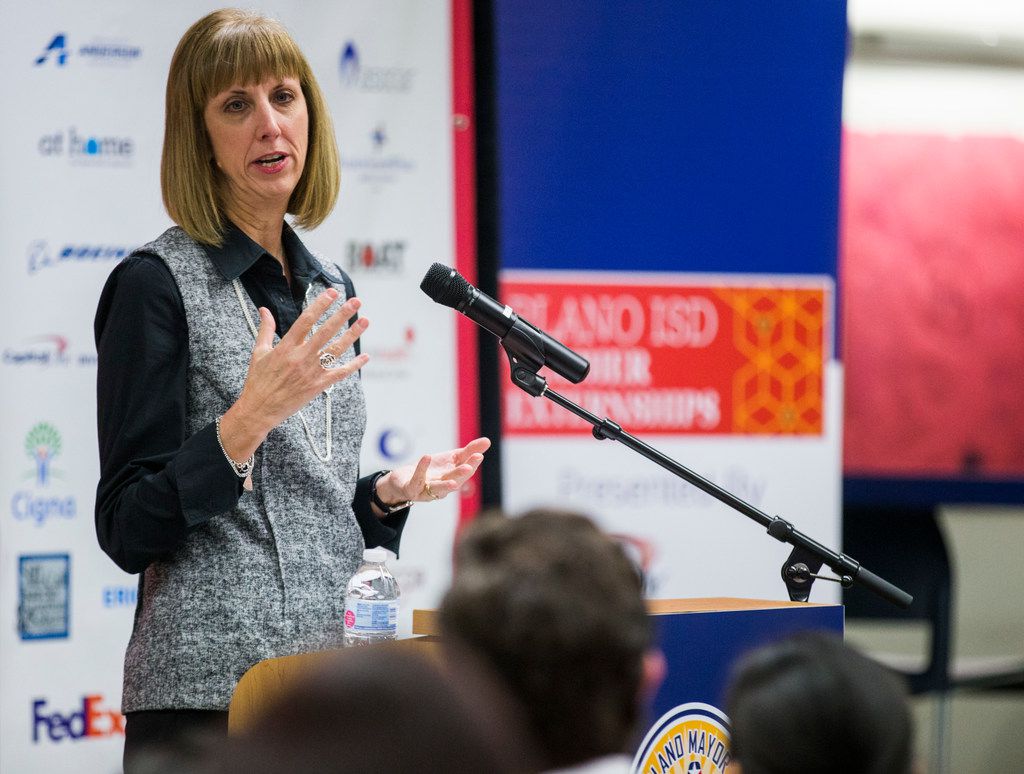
[374,437,491,508]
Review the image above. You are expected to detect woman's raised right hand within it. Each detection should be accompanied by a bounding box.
[218,288,369,462]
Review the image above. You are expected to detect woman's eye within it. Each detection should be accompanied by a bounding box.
[225,99,247,113]
[275,90,294,104]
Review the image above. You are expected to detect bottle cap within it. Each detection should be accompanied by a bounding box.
[363,547,388,563]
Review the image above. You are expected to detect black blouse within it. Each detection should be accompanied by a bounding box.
[94,223,406,574]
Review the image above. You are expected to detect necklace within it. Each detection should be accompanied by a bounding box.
[232,279,333,463]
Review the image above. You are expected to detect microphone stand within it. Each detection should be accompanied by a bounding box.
[501,329,912,609]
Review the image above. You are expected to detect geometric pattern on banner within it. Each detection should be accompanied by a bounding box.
[500,274,829,437]
[714,288,824,434]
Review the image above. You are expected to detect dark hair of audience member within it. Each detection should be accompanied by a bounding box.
[200,644,540,774]
[725,631,914,774]
[439,508,654,769]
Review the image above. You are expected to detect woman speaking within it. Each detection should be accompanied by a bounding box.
[93,9,488,767]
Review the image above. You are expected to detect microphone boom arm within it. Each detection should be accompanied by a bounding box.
[504,366,913,609]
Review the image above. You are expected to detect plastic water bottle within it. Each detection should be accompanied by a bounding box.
[343,547,400,646]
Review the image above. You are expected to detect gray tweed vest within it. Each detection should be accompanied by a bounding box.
[122,226,366,712]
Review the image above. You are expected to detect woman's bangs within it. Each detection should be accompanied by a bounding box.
[197,24,304,104]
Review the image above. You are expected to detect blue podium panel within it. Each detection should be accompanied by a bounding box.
[633,599,843,774]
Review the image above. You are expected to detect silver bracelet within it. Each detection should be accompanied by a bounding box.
[215,415,255,479]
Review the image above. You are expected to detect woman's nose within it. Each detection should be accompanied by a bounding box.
[254,100,282,140]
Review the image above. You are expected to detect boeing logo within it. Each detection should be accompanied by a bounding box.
[27,240,131,274]
[338,40,414,92]
[34,33,141,67]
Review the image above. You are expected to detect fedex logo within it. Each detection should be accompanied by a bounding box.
[32,695,124,742]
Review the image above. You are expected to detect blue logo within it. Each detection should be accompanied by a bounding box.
[371,124,387,151]
[27,240,131,274]
[102,585,137,608]
[340,41,360,86]
[18,554,70,640]
[338,40,414,92]
[11,422,77,527]
[35,34,68,66]
[377,428,413,461]
[34,33,141,67]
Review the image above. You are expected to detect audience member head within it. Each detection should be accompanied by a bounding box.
[725,631,914,774]
[439,508,664,769]
[207,645,539,774]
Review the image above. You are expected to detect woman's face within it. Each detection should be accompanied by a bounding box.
[203,74,308,216]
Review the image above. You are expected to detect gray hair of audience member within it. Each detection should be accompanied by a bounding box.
[438,508,654,769]
[725,631,914,774]
[204,645,540,774]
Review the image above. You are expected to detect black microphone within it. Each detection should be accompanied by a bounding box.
[420,263,590,384]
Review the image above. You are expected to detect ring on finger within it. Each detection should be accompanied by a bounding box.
[424,482,439,500]
[319,351,337,370]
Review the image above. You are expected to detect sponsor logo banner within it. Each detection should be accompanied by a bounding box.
[500,275,828,436]
[18,554,70,640]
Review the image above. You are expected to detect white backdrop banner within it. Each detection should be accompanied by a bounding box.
[0,1,471,770]
[499,270,842,604]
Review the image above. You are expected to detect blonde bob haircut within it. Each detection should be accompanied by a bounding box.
[162,8,340,245]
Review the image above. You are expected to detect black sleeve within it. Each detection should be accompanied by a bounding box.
[94,255,244,574]
[353,473,409,556]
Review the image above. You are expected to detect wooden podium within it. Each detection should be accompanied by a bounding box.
[229,597,843,766]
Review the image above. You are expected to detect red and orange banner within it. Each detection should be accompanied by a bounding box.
[500,277,828,436]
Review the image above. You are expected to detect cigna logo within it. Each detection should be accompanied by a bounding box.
[27,240,131,274]
[34,33,141,67]
[32,695,125,742]
[11,422,77,527]
[338,40,414,92]
[344,240,405,274]
[38,128,134,165]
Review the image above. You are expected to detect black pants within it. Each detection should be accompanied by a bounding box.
[123,709,228,774]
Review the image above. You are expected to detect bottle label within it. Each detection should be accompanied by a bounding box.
[344,599,398,634]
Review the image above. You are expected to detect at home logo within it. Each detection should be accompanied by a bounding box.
[38,128,134,165]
